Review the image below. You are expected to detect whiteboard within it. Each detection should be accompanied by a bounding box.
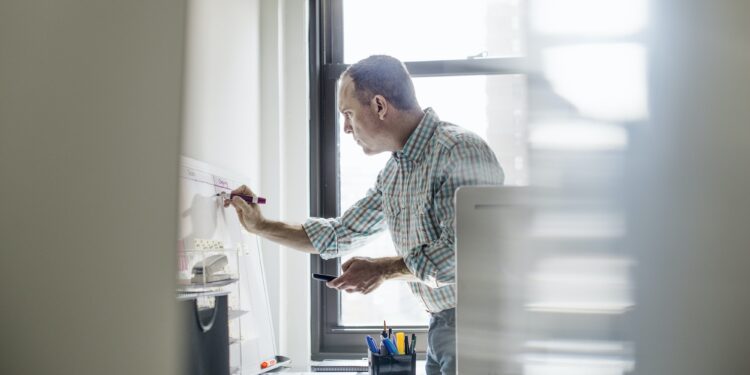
[177,156,279,374]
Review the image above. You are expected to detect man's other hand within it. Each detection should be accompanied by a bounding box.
[327,256,388,295]
[224,184,265,234]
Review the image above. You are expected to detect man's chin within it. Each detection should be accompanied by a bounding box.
[361,146,383,156]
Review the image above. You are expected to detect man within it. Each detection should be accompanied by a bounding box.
[226,55,503,375]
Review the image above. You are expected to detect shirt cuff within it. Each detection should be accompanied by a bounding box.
[302,218,337,259]
[402,247,442,289]
[304,217,363,260]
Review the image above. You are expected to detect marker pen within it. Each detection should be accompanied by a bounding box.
[216,192,267,204]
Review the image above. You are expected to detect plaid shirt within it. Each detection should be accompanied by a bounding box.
[303,108,504,312]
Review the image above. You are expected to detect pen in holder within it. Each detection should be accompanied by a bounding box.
[368,350,416,375]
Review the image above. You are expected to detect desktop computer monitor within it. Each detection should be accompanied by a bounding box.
[455,186,528,374]
[455,186,634,375]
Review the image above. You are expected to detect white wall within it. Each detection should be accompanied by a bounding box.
[183,0,311,365]
[259,0,284,351]
[0,1,185,374]
[182,0,261,179]
[277,0,312,367]
[259,0,312,367]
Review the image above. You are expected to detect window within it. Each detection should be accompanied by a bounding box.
[309,0,527,359]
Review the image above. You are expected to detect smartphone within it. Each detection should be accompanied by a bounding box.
[311,273,337,282]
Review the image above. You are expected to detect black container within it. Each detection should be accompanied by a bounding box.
[179,294,229,375]
[368,351,416,375]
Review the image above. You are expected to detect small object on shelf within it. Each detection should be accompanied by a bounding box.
[260,356,284,372]
[258,356,290,373]
[192,254,232,283]
[259,357,279,370]
[193,238,225,250]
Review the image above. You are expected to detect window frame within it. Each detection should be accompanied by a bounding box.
[308,0,526,360]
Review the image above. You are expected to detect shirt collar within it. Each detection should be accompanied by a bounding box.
[394,107,439,163]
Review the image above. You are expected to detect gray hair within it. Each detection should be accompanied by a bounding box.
[342,55,420,111]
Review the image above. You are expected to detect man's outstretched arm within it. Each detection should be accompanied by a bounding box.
[225,185,317,254]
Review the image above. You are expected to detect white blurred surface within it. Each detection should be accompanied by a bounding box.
[455,0,750,374]
[0,1,185,374]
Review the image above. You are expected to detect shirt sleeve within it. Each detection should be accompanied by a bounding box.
[402,138,504,287]
[302,181,388,260]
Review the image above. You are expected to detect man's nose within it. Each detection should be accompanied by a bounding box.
[343,120,353,134]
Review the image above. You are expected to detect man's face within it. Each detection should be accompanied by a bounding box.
[338,76,386,155]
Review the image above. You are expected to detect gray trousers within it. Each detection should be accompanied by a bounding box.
[425,308,456,375]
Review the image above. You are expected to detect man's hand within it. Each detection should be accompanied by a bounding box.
[224,185,265,234]
[327,256,416,294]
[327,256,388,295]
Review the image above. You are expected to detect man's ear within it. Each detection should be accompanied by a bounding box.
[372,95,388,120]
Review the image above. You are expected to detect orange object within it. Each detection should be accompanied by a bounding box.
[261,361,269,369]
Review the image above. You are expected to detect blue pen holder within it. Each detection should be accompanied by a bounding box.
[368,351,416,375]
